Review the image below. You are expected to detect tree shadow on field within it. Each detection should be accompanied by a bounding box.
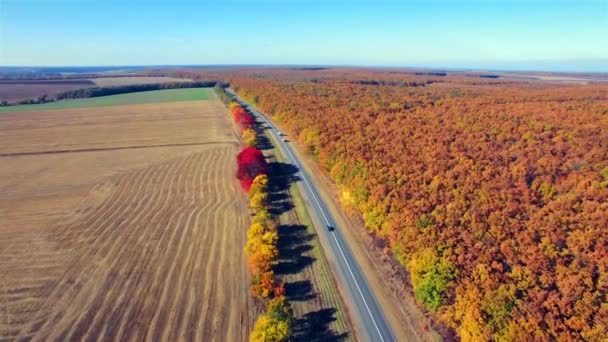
[292,308,350,342]
[275,224,314,275]
[255,121,274,151]
[266,161,300,216]
[284,280,316,301]
[267,162,300,192]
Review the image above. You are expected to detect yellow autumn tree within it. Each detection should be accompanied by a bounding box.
[249,174,269,211]
[250,296,292,342]
[245,222,278,274]
[250,191,269,212]
[242,128,258,147]
[229,101,240,111]
[249,174,269,197]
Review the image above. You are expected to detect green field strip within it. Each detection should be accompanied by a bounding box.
[0,88,211,112]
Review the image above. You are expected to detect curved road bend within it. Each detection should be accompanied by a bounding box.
[227,89,397,342]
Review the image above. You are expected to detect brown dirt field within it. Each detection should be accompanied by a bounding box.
[90,77,191,87]
[0,80,95,103]
[0,99,255,340]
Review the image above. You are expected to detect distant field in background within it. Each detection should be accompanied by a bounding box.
[0,88,212,112]
[0,91,254,340]
[0,79,96,102]
[0,76,191,104]
[91,76,191,87]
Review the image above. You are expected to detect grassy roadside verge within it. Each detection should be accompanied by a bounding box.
[264,116,353,340]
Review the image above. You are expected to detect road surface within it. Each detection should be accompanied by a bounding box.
[227,89,397,342]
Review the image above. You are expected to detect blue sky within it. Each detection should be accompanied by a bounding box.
[0,0,607,71]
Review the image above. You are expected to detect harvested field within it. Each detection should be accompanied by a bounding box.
[0,93,255,340]
[91,76,191,87]
[0,79,95,103]
[0,97,224,155]
[0,88,211,113]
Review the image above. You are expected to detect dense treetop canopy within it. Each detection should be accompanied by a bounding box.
[166,67,608,340]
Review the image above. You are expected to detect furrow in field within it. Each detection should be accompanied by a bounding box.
[23,166,156,339]
[31,163,172,340]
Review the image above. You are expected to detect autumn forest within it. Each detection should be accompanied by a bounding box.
[159,68,607,340]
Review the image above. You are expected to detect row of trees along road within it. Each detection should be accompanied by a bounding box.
[216,85,294,342]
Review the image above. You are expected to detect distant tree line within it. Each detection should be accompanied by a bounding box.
[1,81,226,106]
[354,79,436,87]
[478,74,500,79]
[415,72,447,76]
[55,81,223,99]
[213,83,233,105]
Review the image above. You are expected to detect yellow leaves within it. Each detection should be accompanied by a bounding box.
[521,131,534,141]
[245,222,278,275]
[229,101,240,111]
[474,263,491,285]
[339,187,356,210]
[244,175,280,294]
[408,248,438,286]
[362,205,389,232]
[300,127,321,157]
[242,128,258,147]
[250,191,269,212]
[247,222,265,241]
[458,306,490,342]
[249,174,270,215]
[249,296,293,342]
[250,310,291,342]
[449,283,491,342]
[508,265,534,290]
[249,175,269,196]
[252,209,274,228]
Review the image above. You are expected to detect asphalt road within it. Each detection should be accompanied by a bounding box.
[227,89,397,342]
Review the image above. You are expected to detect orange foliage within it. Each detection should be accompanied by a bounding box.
[214,68,608,340]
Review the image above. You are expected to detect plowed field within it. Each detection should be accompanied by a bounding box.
[0,93,254,341]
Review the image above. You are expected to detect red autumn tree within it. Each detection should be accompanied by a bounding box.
[236,147,268,191]
[231,106,254,131]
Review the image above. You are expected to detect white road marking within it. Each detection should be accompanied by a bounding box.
[264,113,388,342]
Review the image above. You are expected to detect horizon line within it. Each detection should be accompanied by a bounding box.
[1,63,607,74]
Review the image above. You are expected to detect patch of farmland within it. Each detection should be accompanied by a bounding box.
[0,79,96,102]
[0,98,229,155]
[0,96,254,340]
[90,76,191,87]
[0,88,212,113]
